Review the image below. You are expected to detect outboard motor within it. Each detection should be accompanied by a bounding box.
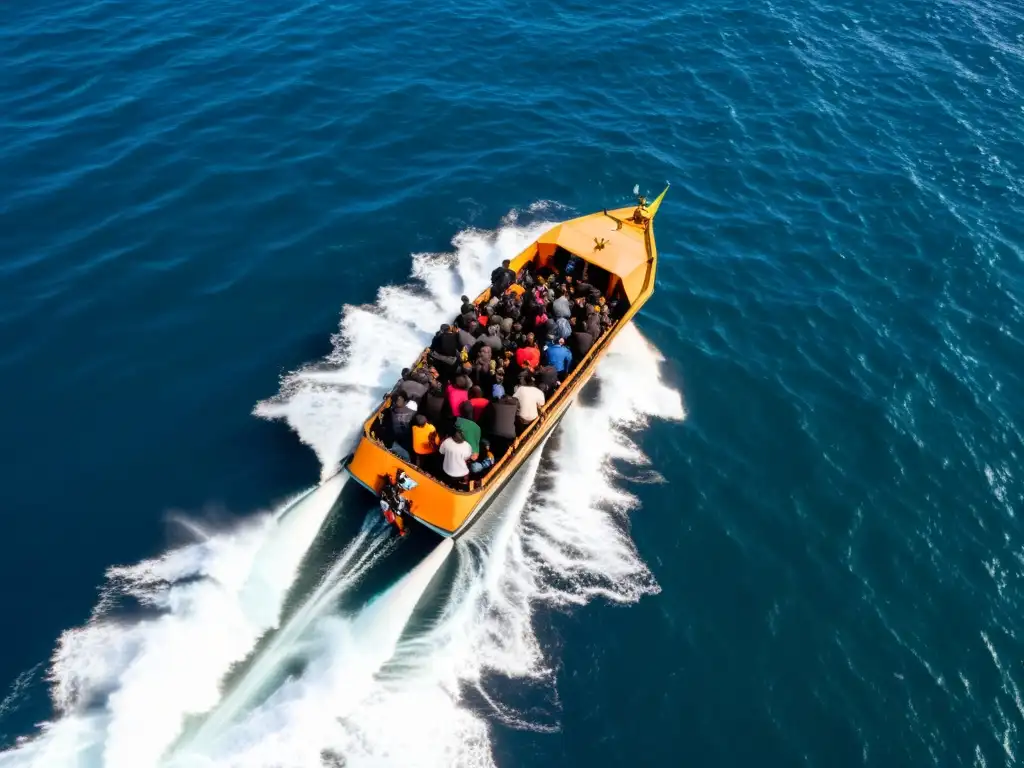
[379,469,417,536]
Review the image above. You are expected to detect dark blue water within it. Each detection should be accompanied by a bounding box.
[1,0,1023,764]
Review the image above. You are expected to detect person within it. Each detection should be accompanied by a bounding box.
[467,385,489,421]
[430,324,460,375]
[446,375,470,417]
[460,295,475,316]
[388,394,416,458]
[553,314,572,342]
[480,324,503,353]
[422,385,445,424]
[431,324,459,358]
[478,306,492,328]
[397,368,428,402]
[411,414,439,469]
[454,401,482,457]
[534,363,559,393]
[543,337,572,377]
[458,325,477,352]
[515,334,540,371]
[472,355,496,393]
[492,371,506,400]
[469,438,495,475]
[439,430,474,486]
[552,289,572,319]
[570,325,594,361]
[490,259,515,296]
[490,394,518,448]
[513,375,545,426]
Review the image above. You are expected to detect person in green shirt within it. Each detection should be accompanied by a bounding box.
[455,401,481,458]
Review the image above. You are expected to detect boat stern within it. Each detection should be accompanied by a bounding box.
[346,434,483,536]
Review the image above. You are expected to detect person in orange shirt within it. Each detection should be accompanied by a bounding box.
[411,414,439,470]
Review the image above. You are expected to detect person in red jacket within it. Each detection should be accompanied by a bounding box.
[515,333,540,371]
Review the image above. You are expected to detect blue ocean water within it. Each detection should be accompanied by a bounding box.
[1,0,1023,764]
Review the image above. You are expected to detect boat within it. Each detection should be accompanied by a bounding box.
[344,186,669,537]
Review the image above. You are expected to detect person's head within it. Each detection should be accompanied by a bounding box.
[469,385,483,399]
[394,394,407,408]
[480,438,491,454]
[440,323,450,333]
[457,374,470,389]
[488,324,500,337]
[502,259,511,268]
[461,295,469,304]
[459,401,474,419]
[495,372,504,384]
[401,367,411,379]
[453,430,465,443]
[570,316,577,326]
[414,414,427,427]
[558,337,565,346]
[526,332,535,345]
[524,374,535,387]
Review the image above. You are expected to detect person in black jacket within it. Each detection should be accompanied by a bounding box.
[431,324,460,376]
[489,395,519,456]
[490,259,515,297]
[388,394,416,458]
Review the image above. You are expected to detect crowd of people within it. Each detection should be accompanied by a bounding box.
[377,252,626,488]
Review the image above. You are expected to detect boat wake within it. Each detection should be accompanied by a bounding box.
[0,214,684,768]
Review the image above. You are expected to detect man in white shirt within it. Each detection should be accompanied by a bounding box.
[513,374,546,427]
[439,430,475,486]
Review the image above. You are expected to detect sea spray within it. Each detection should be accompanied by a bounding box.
[0,478,347,768]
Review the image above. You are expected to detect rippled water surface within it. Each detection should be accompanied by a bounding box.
[1,0,1023,765]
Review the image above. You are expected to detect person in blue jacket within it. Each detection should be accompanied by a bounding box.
[543,337,572,381]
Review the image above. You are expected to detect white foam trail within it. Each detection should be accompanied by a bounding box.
[182,513,397,751]
[178,539,455,768]
[167,322,683,768]
[0,477,347,768]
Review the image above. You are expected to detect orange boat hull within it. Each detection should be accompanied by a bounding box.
[346,194,665,536]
